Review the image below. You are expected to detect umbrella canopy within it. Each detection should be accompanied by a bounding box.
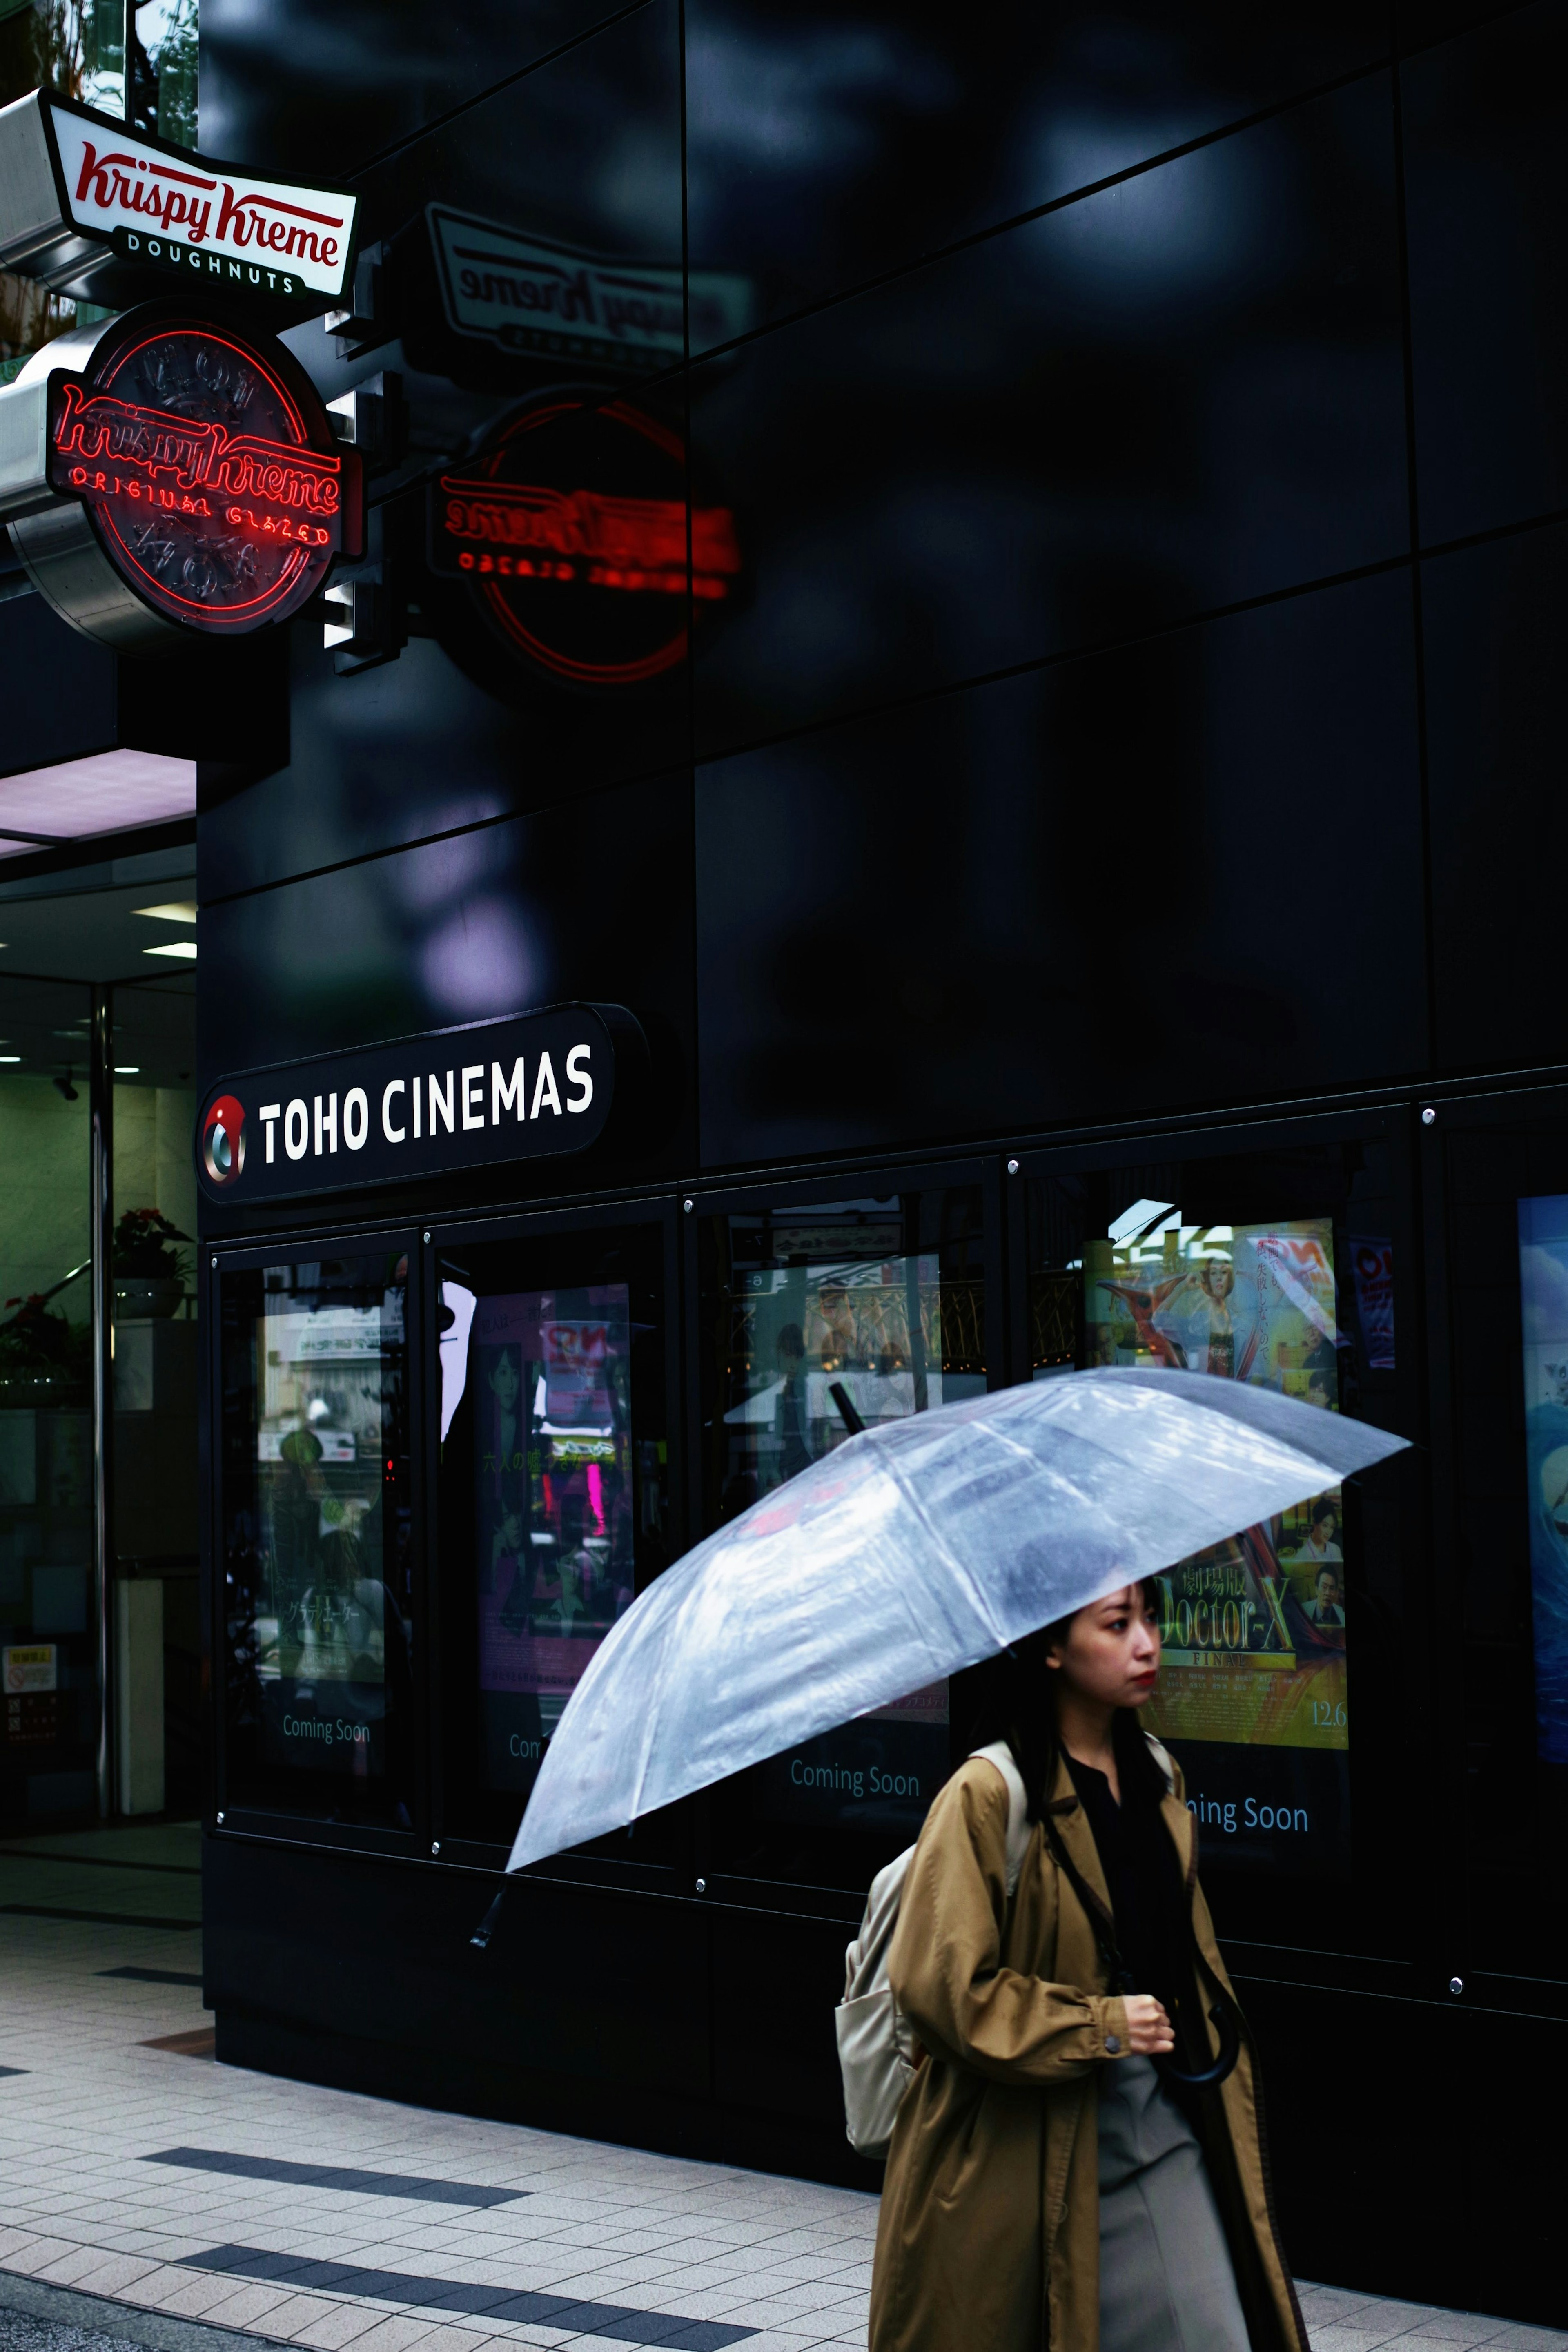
[507,1367,1408,1871]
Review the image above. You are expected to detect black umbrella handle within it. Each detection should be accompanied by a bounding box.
[829,1381,867,1435]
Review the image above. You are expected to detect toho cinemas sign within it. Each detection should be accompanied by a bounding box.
[196,1005,646,1206]
[0,90,357,309]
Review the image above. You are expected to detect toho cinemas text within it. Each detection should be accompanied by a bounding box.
[256,1049,596,1168]
[194,1005,624,1205]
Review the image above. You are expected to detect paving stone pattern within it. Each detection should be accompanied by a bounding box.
[0,1824,1562,2352]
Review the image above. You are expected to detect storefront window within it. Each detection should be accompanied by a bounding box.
[129,0,196,145]
[217,1250,413,1831]
[1027,1135,1409,1924]
[435,1218,671,1855]
[0,0,198,386]
[0,979,94,1823]
[699,1184,987,1893]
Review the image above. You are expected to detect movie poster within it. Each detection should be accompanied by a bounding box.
[470,1285,635,1795]
[1517,1197,1568,1765]
[1086,1219,1351,1870]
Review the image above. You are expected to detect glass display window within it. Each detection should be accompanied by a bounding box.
[697,1177,991,1897]
[1426,1086,1568,1985]
[215,1244,414,1835]
[0,979,95,1826]
[1023,1121,1419,1956]
[432,1211,676,1863]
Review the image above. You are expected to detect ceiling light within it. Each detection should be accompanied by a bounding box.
[0,1054,20,1063]
[114,1064,140,1074]
[143,941,197,960]
[0,751,195,863]
[133,901,198,923]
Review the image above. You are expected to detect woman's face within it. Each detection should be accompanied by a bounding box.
[1047,1585,1162,1710]
[488,1351,521,1413]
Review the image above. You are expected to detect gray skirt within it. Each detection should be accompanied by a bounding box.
[1097,2055,1250,2352]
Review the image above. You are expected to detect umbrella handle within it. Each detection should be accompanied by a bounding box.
[829,1381,866,1436]
[469,1886,506,1951]
[1154,1986,1241,2090]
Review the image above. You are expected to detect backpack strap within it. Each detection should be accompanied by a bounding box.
[968,1740,1032,1897]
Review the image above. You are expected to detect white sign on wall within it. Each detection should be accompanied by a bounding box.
[0,90,358,308]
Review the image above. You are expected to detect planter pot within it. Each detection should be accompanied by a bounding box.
[113,1276,183,1320]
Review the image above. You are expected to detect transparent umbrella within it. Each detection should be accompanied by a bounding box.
[506,1367,1407,1871]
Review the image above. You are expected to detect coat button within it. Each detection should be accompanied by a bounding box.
[1105,2035,1120,2054]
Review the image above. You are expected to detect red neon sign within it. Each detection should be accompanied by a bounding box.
[428,396,739,689]
[46,313,356,633]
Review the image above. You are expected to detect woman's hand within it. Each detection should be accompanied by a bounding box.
[1122,1995,1175,2055]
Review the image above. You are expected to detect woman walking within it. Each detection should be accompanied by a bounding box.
[868,1583,1306,2352]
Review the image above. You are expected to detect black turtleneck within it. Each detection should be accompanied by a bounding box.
[1063,1718,1192,2029]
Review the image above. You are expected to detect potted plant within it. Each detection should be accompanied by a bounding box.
[0,1292,89,1402]
[112,1208,191,1320]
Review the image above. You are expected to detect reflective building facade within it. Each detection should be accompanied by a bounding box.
[8,0,1559,2324]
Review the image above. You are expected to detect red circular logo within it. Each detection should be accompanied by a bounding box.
[47,306,353,634]
[201,1095,246,1186]
[429,394,739,691]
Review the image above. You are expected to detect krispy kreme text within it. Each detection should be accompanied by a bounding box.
[52,379,342,521]
[46,102,358,303]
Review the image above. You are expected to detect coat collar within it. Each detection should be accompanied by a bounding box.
[1044,1748,1114,1917]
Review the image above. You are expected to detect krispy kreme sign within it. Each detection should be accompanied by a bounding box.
[0,302,360,649]
[0,90,357,307]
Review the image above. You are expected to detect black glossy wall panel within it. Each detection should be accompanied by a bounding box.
[357,0,683,326]
[691,74,1408,758]
[1423,517,1568,1071]
[695,567,1426,1166]
[0,595,116,779]
[1403,0,1568,546]
[687,2,1393,352]
[200,0,638,178]
[198,590,689,902]
[199,767,696,1170]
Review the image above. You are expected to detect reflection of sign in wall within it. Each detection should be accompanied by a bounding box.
[0,303,360,653]
[196,1003,637,1205]
[0,90,357,307]
[428,395,740,689]
[428,205,751,372]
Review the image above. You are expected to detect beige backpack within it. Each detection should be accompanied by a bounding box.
[834,1742,1032,2158]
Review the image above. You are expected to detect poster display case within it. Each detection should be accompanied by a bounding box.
[694,1173,994,1897]
[1020,1116,1420,1953]
[430,1205,679,1870]
[213,1242,415,1836]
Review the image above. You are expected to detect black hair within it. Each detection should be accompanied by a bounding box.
[776,1322,805,1357]
[956,1581,1167,1822]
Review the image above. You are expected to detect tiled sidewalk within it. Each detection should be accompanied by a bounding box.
[0,1843,1561,2352]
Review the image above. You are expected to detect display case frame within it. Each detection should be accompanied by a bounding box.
[421,1192,688,1901]
[204,1223,427,1862]
[1008,1096,1443,1995]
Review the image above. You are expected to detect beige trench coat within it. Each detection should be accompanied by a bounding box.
[869,1748,1307,2352]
